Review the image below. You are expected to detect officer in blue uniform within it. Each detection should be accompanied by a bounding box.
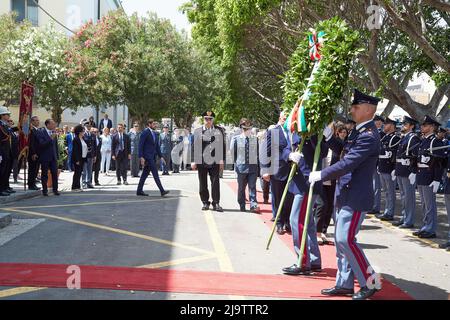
[369,115,385,216]
[391,116,421,229]
[412,115,446,239]
[309,89,382,300]
[0,106,14,197]
[377,117,401,221]
[282,133,328,275]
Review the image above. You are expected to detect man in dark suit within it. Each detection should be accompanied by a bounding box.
[36,119,60,196]
[27,116,41,190]
[99,114,113,133]
[137,119,169,196]
[92,127,102,186]
[112,123,131,185]
[260,111,294,234]
[191,111,226,212]
[81,119,97,189]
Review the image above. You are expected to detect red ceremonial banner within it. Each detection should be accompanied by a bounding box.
[18,82,34,153]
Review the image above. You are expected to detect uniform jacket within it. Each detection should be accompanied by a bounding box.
[322,120,381,211]
[260,125,292,181]
[395,131,421,177]
[0,120,12,161]
[416,133,446,186]
[159,132,173,155]
[191,125,226,167]
[378,132,401,173]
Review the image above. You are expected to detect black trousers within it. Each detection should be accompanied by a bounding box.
[28,158,39,187]
[72,159,84,190]
[315,183,336,233]
[115,153,128,182]
[198,164,220,205]
[0,155,12,192]
[40,160,58,193]
[261,178,270,202]
[94,154,101,183]
[271,178,294,227]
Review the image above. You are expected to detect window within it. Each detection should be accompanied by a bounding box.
[11,0,39,26]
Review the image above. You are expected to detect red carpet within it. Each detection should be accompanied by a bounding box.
[0,263,411,299]
[225,180,413,300]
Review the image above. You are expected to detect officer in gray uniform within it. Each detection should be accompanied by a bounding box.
[392,116,420,229]
[377,117,401,221]
[129,123,141,178]
[412,115,446,239]
[159,124,172,175]
[369,115,385,216]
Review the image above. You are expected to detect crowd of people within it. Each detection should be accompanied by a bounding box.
[1,89,449,300]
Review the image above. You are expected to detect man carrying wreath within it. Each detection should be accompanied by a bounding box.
[309,89,382,300]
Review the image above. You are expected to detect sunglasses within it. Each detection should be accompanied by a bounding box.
[204,117,214,121]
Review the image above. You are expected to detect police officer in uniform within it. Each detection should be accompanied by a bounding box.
[391,116,420,229]
[369,115,385,216]
[309,89,382,300]
[191,111,226,212]
[376,117,401,221]
[0,106,13,197]
[412,115,446,239]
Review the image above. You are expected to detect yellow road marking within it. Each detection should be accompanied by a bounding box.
[203,210,244,300]
[6,197,181,210]
[0,287,46,298]
[4,208,215,256]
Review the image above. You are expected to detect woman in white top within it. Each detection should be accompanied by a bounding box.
[100,127,112,175]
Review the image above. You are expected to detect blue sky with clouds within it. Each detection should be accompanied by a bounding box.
[121,0,191,32]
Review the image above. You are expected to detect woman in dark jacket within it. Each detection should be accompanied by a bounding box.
[71,125,87,191]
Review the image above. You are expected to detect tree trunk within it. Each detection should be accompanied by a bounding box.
[51,105,63,126]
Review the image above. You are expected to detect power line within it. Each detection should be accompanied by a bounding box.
[30,0,75,34]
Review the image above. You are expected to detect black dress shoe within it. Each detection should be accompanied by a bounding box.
[321,287,354,296]
[87,184,95,189]
[352,286,379,300]
[42,192,49,197]
[391,221,404,227]
[202,203,210,211]
[263,200,269,204]
[212,204,223,212]
[240,207,246,212]
[418,231,436,239]
[53,191,61,196]
[284,224,291,233]
[137,192,149,196]
[413,230,425,236]
[276,225,284,235]
[28,186,41,191]
[438,242,450,249]
[380,215,394,221]
[117,181,122,185]
[399,224,414,229]
[282,264,312,275]
[95,182,101,186]
[270,217,276,222]
[6,189,16,194]
[124,181,129,185]
[161,190,170,197]
[0,192,10,197]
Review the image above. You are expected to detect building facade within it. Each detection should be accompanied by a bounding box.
[0,0,129,129]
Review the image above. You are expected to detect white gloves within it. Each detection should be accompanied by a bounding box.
[421,155,430,164]
[391,170,396,181]
[408,173,416,185]
[289,152,302,164]
[309,171,322,184]
[323,126,333,141]
[429,181,440,193]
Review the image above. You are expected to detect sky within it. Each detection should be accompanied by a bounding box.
[121,0,192,33]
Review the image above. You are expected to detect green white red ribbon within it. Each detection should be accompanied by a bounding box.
[309,30,325,61]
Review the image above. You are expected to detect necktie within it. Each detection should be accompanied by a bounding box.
[120,134,124,151]
[245,136,250,164]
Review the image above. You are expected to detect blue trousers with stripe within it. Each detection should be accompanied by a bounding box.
[380,173,396,218]
[397,176,416,227]
[417,185,437,234]
[289,193,321,269]
[335,206,373,289]
[372,172,381,212]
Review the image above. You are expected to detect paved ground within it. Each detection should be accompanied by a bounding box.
[0,170,448,300]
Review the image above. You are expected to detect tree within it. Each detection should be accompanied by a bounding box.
[184,0,450,124]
